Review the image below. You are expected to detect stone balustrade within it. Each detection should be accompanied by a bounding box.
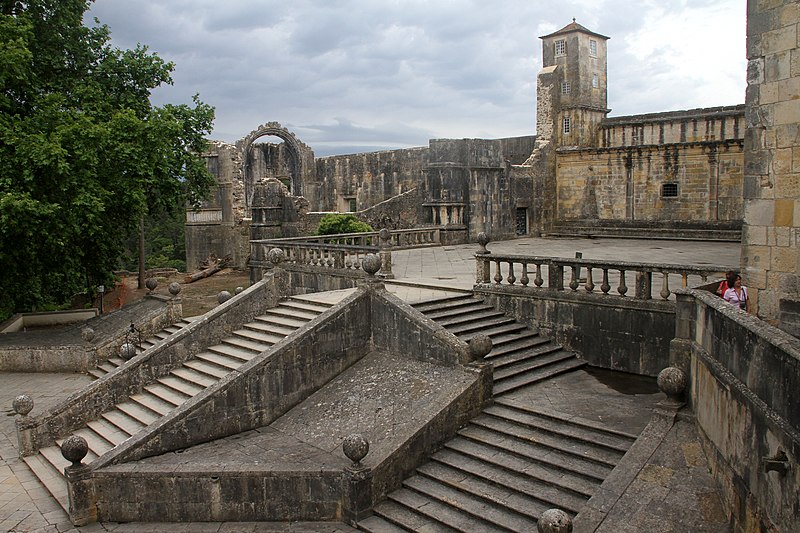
[475,253,731,300]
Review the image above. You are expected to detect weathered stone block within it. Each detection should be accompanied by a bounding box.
[741,244,772,269]
[771,245,797,272]
[744,223,769,245]
[761,24,797,55]
[744,198,776,225]
[765,50,792,81]
[774,198,795,225]
[772,99,800,124]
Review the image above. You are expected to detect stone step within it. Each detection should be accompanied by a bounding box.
[253,313,308,329]
[470,413,620,468]
[490,401,637,450]
[116,400,160,426]
[266,305,320,321]
[194,350,245,371]
[183,359,231,380]
[416,460,550,522]
[493,357,586,395]
[22,452,69,512]
[443,436,597,503]
[223,334,272,353]
[284,298,334,314]
[157,375,205,398]
[86,417,134,446]
[492,348,576,381]
[244,320,297,338]
[457,424,610,482]
[448,316,518,336]
[170,366,219,389]
[357,513,413,533]
[99,408,146,437]
[131,389,179,416]
[388,487,508,533]
[368,499,454,532]
[235,327,285,345]
[429,448,587,514]
[206,343,257,363]
[413,295,478,314]
[139,340,156,351]
[403,475,530,532]
[436,309,508,328]
[457,322,527,341]
[488,332,549,356]
[144,382,192,407]
[423,301,497,321]
[40,444,71,475]
[488,342,563,371]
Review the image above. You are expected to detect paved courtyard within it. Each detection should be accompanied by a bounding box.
[0,236,740,532]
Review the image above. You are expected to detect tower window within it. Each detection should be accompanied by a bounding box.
[561,81,571,95]
[589,40,597,57]
[554,39,566,57]
[662,183,679,197]
[592,74,599,88]
[563,116,571,134]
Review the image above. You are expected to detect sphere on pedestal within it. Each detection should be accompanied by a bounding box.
[119,342,137,360]
[342,433,369,467]
[362,254,381,276]
[12,394,33,417]
[657,366,687,401]
[145,278,158,292]
[267,248,285,265]
[537,509,573,533]
[469,334,493,361]
[61,435,89,466]
[168,282,181,296]
[217,290,232,304]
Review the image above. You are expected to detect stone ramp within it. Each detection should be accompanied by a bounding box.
[21,295,335,513]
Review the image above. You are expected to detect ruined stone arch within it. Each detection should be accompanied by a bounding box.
[236,122,315,215]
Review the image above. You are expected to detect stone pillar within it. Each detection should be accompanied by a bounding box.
[742,0,800,327]
[61,436,97,526]
[669,291,696,376]
[378,229,393,279]
[13,394,36,457]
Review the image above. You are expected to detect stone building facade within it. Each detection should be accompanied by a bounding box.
[187,20,746,266]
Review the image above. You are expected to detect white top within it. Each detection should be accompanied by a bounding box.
[724,287,748,310]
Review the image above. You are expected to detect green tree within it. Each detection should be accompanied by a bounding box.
[0,0,214,318]
[316,213,374,235]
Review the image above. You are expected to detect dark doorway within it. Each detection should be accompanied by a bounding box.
[515,208,528,235]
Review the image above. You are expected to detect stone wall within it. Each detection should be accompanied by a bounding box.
[742,0,800,328]
[555,140,744,224]
[475,285,675,376]
[672,289,800,531]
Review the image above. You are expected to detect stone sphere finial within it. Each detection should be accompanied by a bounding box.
[362,254,381,276]
[342,433,369,468]
[378,228,391,242]
[217,290,232,304]
[12,394,34,417]
[538,509,573,533]
[80,327,95,342]
[168,282,182,296]
[469,334,493,361]
[657,366,687,402]
[476,232,490,254]
[61,435,89,467]
[234,286,245,295]
[145,277,158,293]
[267,247,285,265]
[119,342,137,360]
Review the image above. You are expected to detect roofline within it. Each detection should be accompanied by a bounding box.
[539,24,610,41]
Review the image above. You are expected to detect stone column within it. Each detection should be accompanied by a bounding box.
[742,0,800,328]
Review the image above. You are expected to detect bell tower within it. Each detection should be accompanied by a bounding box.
[539,19,610,148]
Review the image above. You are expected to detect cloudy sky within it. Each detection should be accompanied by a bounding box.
[87,0,747,156]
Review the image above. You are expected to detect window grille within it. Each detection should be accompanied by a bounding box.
[555,40,566,56]
[662,183,679,197]
[589,40,597,57]
[561,81,571,95]
[563,116,571,134]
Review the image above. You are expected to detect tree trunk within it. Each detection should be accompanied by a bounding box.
[138,216,145,289]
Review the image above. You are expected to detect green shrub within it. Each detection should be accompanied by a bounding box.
[316,214,373,235]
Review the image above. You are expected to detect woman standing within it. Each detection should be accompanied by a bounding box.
[723,273,749,313]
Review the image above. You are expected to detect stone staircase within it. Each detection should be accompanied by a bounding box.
[88,318,195,379]
[357,294,633,532]
[414,294,585,394]
[22,296,333,512]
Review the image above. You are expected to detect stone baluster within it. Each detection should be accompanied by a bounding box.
[520,263,529,286]
[585,267,595,292]
[617,269,628,296]
[494,259,503,284]
[534,263,544,287]
[378,228,393,278]
[507,262,516,285]
[601,269,611,294]
[660,272,671,299]
[569,265,579,291]
[635,271,652,299]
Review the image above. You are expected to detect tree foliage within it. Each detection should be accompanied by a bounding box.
[0,0,215,318]
[316,213,374,235]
